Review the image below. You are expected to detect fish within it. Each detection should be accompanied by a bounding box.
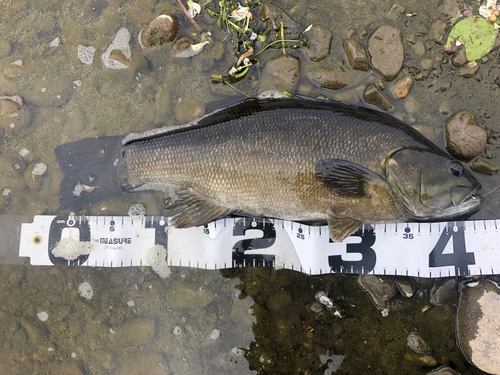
[55,98,482,241]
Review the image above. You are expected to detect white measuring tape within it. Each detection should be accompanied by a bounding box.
[18,215,500,277]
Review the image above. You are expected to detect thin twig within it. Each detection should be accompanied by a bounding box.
[176,0,202,31]
[236,47,254,67]
[280,20,285,55]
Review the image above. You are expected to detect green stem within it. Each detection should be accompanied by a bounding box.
[223,80,250,97]
[254,39,303,56]
[280,21,286,55]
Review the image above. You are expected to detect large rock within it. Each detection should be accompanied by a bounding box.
[343,39,368,71]
[309,65,350,90]
[367,25,404,81]
[259,54,301,93]
[140,15,178,48]
[457,279,500,374]
[306,25,332,62]
[445,111,487,159]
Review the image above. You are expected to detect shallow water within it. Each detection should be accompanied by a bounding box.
[0,0,498,373]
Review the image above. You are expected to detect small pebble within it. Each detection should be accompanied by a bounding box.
[210,329,221,341]
[77,45,96,65]
[49,37,60,47]
[32,162,47,176]
[391,74,414,99]
[78,282,94,300]
[173,326,182,336]
[128,203,146,218]
[37,311,49,322]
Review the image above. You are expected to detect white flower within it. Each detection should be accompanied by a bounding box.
[187,0,201,18]
[229,3,250,21]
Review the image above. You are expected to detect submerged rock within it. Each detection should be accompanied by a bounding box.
[363,84,393,111]
[430,278,458,306]
[0,95,31,132]
[140,15,178,48]
[407,332,430,354]
[445,111,487,159]
[101,28,132,69]
[309,65,350,90]
[343,40,369,71]
[358,274,397,310]
[305,25,332,62]
[367,25,404,81]
[396,278,415,298]
[426,366,461,375]
[2,59,28,77]
[260,54,301,92]
[469,158,499,175]
[451,49,467,67]
[457,279,500,374]
[387,3,406,19]
[391,73,414,99]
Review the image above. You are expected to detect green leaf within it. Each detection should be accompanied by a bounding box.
[444,15,499,61]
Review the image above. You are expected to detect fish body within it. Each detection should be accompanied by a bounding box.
[56,98,481,241]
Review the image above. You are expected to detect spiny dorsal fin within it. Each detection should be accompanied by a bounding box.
[166,187,234,228]
[316,159,385,198]
[326,210,361,242]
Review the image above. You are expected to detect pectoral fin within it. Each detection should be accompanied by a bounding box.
[316,159,385,198]
[327,210,361,242]
[166,187,233,227]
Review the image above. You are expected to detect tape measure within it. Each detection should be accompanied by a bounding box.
[18,215,500,277]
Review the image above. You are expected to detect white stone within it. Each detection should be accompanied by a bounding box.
[12,60,23,66]
[127,300,135,307]
[0,95,22,104]
[101,28,131,70]
[2,188,10,197]
[19,149,29,158]
[173,326,182,336]
[78,282,94,300]
[32,162,47,176]
[37,311,49,322]
[147,244,171,278]
[52,237,92,260]
[77,45,96,65]
[209,329,221,341]
[49,37,60,47]
[128,203,146,218]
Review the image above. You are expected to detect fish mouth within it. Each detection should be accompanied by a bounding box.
[451,186,481,207]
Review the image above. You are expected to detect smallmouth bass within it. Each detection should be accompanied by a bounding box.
[55,98,481,241]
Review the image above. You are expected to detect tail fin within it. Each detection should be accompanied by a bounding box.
[55,136,126,209]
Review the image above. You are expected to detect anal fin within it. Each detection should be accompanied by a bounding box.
[166,187,233,227]
[327,210,361,242]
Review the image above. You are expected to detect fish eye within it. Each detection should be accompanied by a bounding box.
[450,162,464,177]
